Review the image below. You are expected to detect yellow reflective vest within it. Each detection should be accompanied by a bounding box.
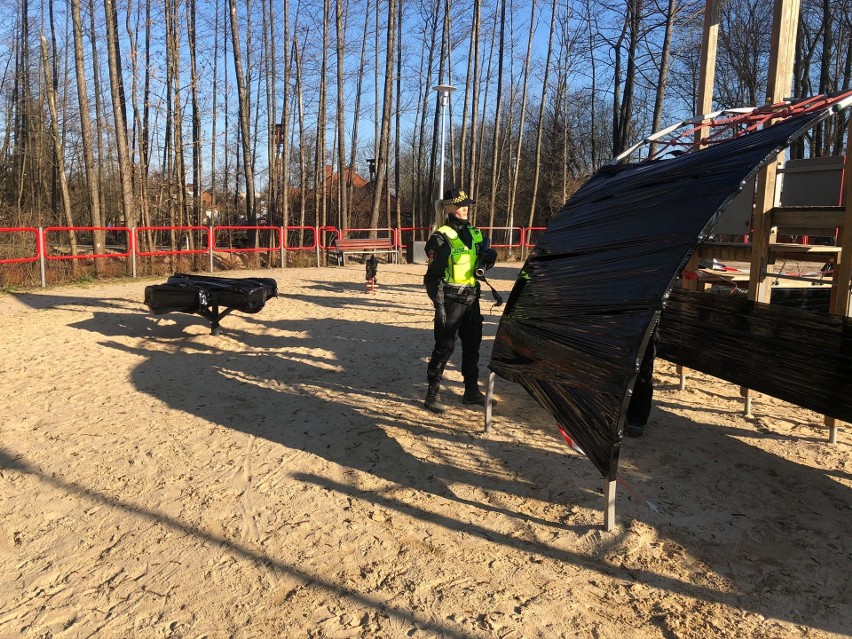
[437,225,483,286]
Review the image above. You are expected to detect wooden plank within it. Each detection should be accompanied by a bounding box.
[770,206,844,234]
[829,113,852,318]
[748,0,802,305]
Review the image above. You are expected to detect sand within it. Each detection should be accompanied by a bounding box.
[0,263,849,639]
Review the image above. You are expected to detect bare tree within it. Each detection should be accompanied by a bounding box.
[40,36,76,267]
[104,0,135,227]
[528,0,558,238]
[369,0,397,231]
[487,0,507,231]
[229,0,257,236]
[71,0,103,268]
[335,0,348,229]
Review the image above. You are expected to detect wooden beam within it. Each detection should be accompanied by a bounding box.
[695,0,720,145]
[748,0,802,305]
[829,113,852,318]
[770,206,845,234]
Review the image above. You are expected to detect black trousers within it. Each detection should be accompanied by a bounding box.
[427,297,483,387]
[626,329,658,426]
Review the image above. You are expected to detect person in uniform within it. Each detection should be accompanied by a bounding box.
[423,188,498,413]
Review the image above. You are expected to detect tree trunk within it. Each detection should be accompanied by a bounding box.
[229,0,257,239]
[487,0,507,232]
[348,0,370,227]
[369,0,397,232]
[507,0,537,257]
[40,36,77,269]
[189,0,202,227]
[528,0,558,236]
[104,0,135,231]
[70,0,102,271]
[650,0,677,155]
[335,0,348,229]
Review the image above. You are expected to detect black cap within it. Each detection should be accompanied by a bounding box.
[442,188,475,207]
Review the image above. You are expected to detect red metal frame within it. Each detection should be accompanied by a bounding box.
[135,225,210,256]
[0,227,40,264]
[318,226,339,251]
[397,226,431,248]
[478,226,523,249]
[523,226,546,248]
[212,225,282,253]
[43,226,132,260]
[642,92,852,163]
[283,226,318,251]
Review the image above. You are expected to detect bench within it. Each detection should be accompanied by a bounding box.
[144,273,277,335]
[330,236,398,266]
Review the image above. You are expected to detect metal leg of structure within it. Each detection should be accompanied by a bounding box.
[604,479,617,532]
[484,371,495,433]
[741,386,753,418]
[677,365,687,391]
[825,416,839,444]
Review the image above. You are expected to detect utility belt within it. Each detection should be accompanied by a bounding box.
[440,281,479,305]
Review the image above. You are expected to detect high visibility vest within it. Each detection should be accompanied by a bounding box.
[437,225,483,286]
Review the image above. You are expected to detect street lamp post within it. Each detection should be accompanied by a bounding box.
[433,84,456,225]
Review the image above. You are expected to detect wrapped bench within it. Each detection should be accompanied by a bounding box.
[144,273,278,335]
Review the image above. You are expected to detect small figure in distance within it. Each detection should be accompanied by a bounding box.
[365,255,378,294]
[423,188,498,413]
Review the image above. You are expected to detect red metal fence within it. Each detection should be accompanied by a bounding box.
[0,223,542,287]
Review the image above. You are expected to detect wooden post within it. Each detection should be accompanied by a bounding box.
[743,0,801,416]
[823,110,852,442]
[677,0,721,391]
[696,0,720,128]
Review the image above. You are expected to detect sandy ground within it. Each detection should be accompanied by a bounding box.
[0,262,849,639]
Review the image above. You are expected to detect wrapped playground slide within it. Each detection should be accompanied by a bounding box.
[488,94,852,481]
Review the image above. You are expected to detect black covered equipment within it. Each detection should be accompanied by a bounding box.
[489,95,852,481]
[145,273,277,334]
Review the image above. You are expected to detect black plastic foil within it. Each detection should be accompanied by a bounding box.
[145,273,278,315]
[659,289,852,422]
[489,109,831,479]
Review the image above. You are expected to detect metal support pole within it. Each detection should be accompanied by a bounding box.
[825,416,839,444]
[604,480,617,532]
[316,226,321,268]
[281,226,287,268]
[741,387,753,417]
[209,226,215,273]
[432,85,456,224]
[130,227,137,278]
[484,370,496,433]
[38,226,46,288]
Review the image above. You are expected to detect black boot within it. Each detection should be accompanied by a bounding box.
[462,382,495,407]
[424,382,446,413]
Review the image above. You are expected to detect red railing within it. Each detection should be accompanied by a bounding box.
[212,225,282,253]
[0,227,39,264]
[283,225,318,251]
[318,226,339,251]
[0,223,533,287]
[523,226,546,248]
[478,226,523,249]
[42,226,132,260]
[397,226,431,248]
[135,226,210,256]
